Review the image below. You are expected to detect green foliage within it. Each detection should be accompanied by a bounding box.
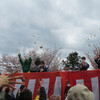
[63,52,81,69]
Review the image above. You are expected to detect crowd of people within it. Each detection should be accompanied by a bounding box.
[0,54,99,100]
[64,55,100,71]
[18,53,48,73]
[0,70,61,100]
[18,53,100,72]
[0,70,95,100]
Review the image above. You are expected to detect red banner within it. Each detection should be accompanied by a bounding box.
[13,70,100,100]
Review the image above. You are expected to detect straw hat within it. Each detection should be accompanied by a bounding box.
[65,84,94,100]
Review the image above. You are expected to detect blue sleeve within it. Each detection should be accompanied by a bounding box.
[86,63,89,69]
[44,66,48,72]
[78,63,82,68]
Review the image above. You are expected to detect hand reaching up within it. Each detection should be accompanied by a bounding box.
[39,79,43,87]
[0,70,23,89]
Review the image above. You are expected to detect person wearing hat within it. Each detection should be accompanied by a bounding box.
[65,84,94,100]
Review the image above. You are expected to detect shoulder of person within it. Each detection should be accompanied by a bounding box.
[44,65,48,68]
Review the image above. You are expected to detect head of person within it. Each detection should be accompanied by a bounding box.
[18,88,32,100]
[50,95,56,100]
[5,87,9,93]
[37,88,40,95]
[65,84,94,100]
[98,55,100,59]
[55,96,61,100]
[24,59,29,65]
[40,61,45,65]
[35,58,41,66]
[81,57,86,62]
[64,64,70,70]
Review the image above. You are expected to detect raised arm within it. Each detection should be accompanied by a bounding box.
[18,54,24,65]
[39,79,46,100]
[29,57,32,65]
[0,70,23,89]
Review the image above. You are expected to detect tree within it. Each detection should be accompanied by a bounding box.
[0,47,62,73]
[86,44,100,69]
[63,52,81,70]
[0,54,22,72]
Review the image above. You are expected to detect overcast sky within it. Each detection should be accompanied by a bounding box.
[0,0,100,62]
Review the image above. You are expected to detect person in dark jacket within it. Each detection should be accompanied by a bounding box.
[5,87,16,100]
[16,78,32,100]
[95,55,100,69]
[38,61,48,72]
[79,57,89,70]
[30,58,41,72]
[16,77,26,100]
[39,79,46,100]
[18,88,32,100]
[35,79,46,100]
[0,86,16,100]
[39,87,46,100]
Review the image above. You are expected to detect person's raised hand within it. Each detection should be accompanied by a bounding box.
[0,70,23,89]
[39,79,43,87]
[18,54,21,58]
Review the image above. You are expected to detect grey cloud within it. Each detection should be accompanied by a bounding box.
[0,0,99,60]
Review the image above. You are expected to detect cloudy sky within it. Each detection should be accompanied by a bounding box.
[0,0,100,61]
